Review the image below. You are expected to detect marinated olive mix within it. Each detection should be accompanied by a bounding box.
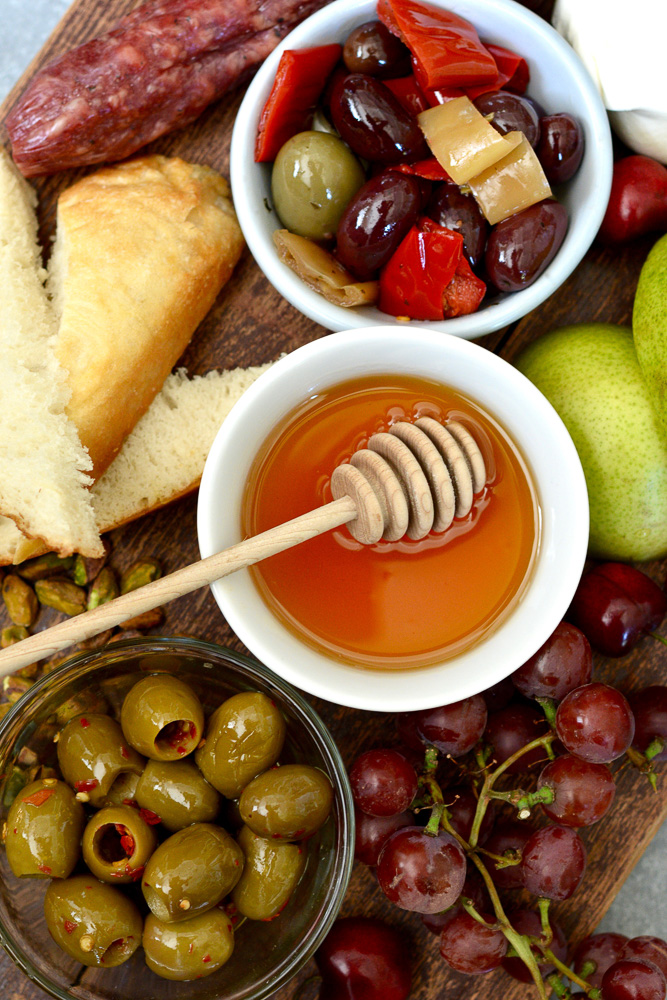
[3,680,331,983]
[120,674,204,760]
[6,779,84,879]
[57,713,144,806]
[44,876,143,967]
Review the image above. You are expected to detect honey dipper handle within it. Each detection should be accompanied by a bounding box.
[0,496,358,679]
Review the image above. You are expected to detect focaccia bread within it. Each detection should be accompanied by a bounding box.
[48,155,245,479]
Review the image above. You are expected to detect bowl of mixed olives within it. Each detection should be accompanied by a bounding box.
[230,0,612,340]
[0,637,354,999]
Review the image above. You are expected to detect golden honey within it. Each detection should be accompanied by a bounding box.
[241,374,540,669]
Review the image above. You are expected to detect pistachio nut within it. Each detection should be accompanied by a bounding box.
[2,675,33,703]
[1,625,29,648]
[73,541,111,587]
[120,559,162,595]
[119,608,165,631]
[87,567,119,610]
[2,575,39,627]
[35,578,87,616]
[17,553,75,582]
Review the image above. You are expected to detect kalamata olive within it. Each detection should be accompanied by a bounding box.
[473,91,541,147]
[426,182,488,271]
[485,199,568,292]
[336,172,422,279]
[343,21,412,78]
[331,74,429,164]
[271,131,366,241]
[536,113,585,184]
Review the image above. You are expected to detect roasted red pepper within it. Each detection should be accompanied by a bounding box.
[383,75,429,116]
[379,218,465,320]
[378,0,497,91]
[392,157,450,181]
[598,155,667,246]
[442,255,486,318]
[255,44,342,162]
[483,43,529,94]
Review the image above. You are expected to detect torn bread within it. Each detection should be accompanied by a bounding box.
[0,148,103,558]
[0,362,272,565]
[48,155,245,479]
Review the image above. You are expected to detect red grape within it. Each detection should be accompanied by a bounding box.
[629,687,667,762]
[483,821,532,889]
[316,917,412,1000]
[520,824,587,900]
[376,826,466,914]
[537,753,616,827]
[569,563,667,657]
[512,621,592,701]
[501,908,567,982]
[439,909,508,974]
[621,939,667,980]
[446,785,495,845]
[349,748,418,816]
[485,702,550,773]
[422,870,491,937]
[408,696,488,757]
[574,933,630,988]
[555,682,635,763]
[601,959,667,1000]
[482,676,516,713]
[354,807,413,866]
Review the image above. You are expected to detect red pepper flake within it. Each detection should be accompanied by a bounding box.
[74,779,99,793]
[176,746,187,755]
[188,943,194,954]
[13,828,17,835]
[139,808,161,826]
[129,866,145,882]
[120,834,135,856]
[23,788,56,807]
[37,863,52,874]
[119,746,130,759]
[233,858,239,866]
[122,798,138,807]
[79,718,90,728]
[202,954,211,964]
[293,828,306,838]
[63,919,78,934]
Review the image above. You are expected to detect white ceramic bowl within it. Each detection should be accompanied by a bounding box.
[197,328,589,711]
[230,0,612,341]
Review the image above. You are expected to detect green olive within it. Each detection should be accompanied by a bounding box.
[142,822,244,922]
[82,804,158,884]
[135,758,221,832]
[232,825,306,921]
[44,875,143,967]
[100,768,141,808]
[120,674,204,761]
[195,691,286,799]
[57,713,144,807]
[5,779,85,879]
[271,131,365,241]
[143,909,234,981]
[239,764,333,841]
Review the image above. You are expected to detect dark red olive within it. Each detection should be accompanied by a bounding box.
[336,172,421,279]
[343,21,412,78]
[426,182,488,270]
[316,917,412,1000]
[330,74,429,164]
[536,113,584,184]
[473,90,540,147]
[485,199,568,292]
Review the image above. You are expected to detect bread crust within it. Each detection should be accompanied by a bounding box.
[51,155,245,479]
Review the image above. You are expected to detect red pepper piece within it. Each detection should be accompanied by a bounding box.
[23,788,56,807]
[115,825,135,857]
[79,717,90,728]
[255,44,342,162]
[392,157,450,181]
[378,0,497,91]
[383,74,429,116]
[379,218,464,320]
[63,919,78,934]
[74,778,99,793]
[422,84,465,106]
[139,808,162,826]
[483,43,529,94]
[442,255,487,318]
[598,155,667,245]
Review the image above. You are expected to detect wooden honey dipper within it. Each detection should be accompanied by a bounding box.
[0,418,488,677]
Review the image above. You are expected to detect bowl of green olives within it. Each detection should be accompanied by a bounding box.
[230,0,612,340]
[0,637,354,1000]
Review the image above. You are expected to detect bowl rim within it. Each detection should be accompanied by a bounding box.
[0,636,355,1000]
[197,326,589,711]
[230,0,613,340]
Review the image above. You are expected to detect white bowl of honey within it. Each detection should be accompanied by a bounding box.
[197,328,588,711]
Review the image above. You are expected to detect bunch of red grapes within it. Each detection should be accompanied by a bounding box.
[316,563,667,1000]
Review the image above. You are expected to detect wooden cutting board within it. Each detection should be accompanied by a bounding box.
[0,2,665,998]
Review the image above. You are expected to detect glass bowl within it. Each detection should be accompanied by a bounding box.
[0,637,354,1000]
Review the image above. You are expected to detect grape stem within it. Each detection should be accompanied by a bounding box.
[537,899,553,947]
[624,745,658,791]
[546,973,571,998]
[460,896,500,930]
[542,946,598,995]
[468,733,556,848]
[488,784,555,819]
[649,630,667,647]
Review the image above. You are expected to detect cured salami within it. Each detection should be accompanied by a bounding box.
[6,0,329,177]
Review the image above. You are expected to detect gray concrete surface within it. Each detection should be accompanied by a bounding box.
[1,0,665,950]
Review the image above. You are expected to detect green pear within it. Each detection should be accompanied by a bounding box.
[514,323,667,561]
[633,232,667,435]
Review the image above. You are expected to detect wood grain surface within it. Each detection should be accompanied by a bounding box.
[1,1,665,998]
